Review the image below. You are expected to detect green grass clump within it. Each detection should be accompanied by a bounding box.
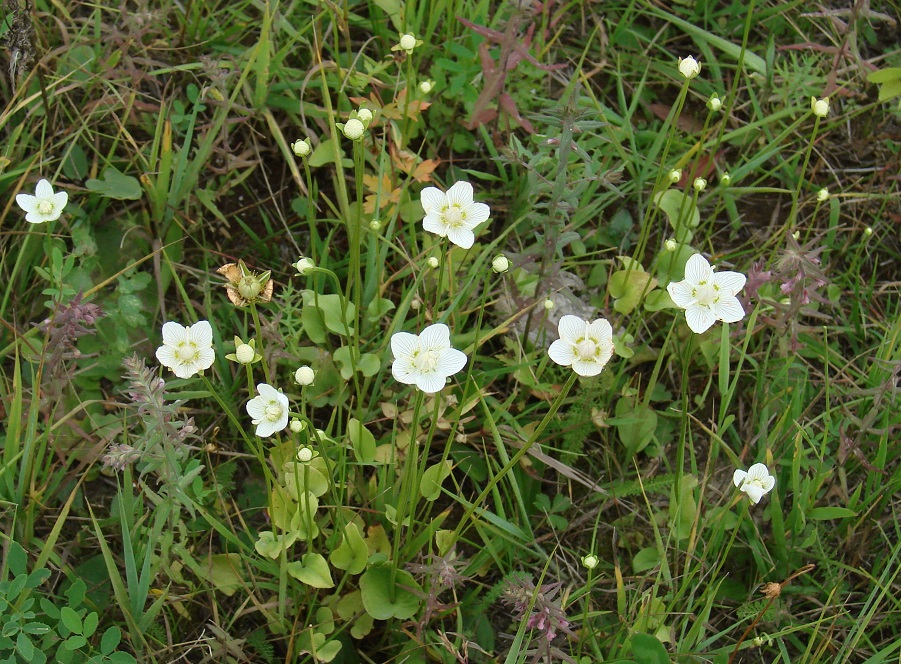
[1,0,900,662]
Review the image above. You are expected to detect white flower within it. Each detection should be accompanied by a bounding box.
[733,463,776,504]
[399,33,418,53]
[246,383,290,438]
[816,188,829,202]
[294,257,315,275]
[16,179,68,224]
[295,365,315,386]
[341,118,365,140]
[693,177,707,191]
[420,181,491,249]
[678,56,701,80]
[581,554,599,570]
[492,254,510,273]
[297,446,314,462]
[290,418,305,433]
[811,97,829,118]
[155,321,216,379]
[357,107,373,126]
[419,80,434,94]
[292,138,311,157]
[667,254,746,334]
[548,315,614,377]
[391,323,467,394]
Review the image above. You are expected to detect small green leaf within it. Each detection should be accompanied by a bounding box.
[609,266,657,315]
[631,632,670,664]
[330,522,369,574]
[807,507,857,520]
[16,633,35,660]
[358,353,381,377]
[632,547,660,573]
[420,461,453,501]
[85,167,143,200]
[367,297,395,322]
[654,189,700,241]
[64,635,88,651]
[287,553,335,588]
[100,626,122,655]
[208,553,244,596]
[613,397,658,455]
[60,607,83,634]
[82,611,99,637]
[348,418,377,463]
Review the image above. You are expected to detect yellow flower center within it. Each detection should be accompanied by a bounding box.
[264,403,283,421]
[575,339,599,362]
[443,206,464,228]
[690,281,721,307]
[412,349,441,374]
[175,341,200,363]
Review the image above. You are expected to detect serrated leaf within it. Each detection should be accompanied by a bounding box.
[85,167,142,200]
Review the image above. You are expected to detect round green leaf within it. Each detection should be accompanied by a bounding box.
[359,562,422,620]
[420,460,452,501]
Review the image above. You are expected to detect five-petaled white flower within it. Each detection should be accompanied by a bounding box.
[155,321,216,379]
[391,323,467,393]
[733,463,776,504]
[420,181,491,250]
[246,383,290,438]
[16,179,69,224]
[548,315,614,377]
[667,253,746,334]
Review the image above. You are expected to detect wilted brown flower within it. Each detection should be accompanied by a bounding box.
[217,260,274,307]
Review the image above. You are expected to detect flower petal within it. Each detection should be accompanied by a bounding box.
[744,485,765,504]
[189,320,214,347]
[15,194,37,214]
[255,419,279,438]
[547,339,576,367]
[444,181,474,207]
[155,345,178,369]
[35,179,54,199]
[419,324,451,352]
[161,321,187,346]
[667,281,696,309]
[684,306,717,334]
[391,332,420,360]
[420,187,446,214]
[732,469,748,487]
[556,315,586,344]
[585,318,613,344]
[746,463,770,480]
[713,296,745,324]
[436,347,467,377]
[391,357,418,384]
[714,270,746,295]
[52,191,69,213]
[246,396,267,420]
[445,225,475,249]
[571,359,604,377]
[415,372,448,394]
[463,201,491,226]
[684,253,713,285]
[422,213,448,236]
